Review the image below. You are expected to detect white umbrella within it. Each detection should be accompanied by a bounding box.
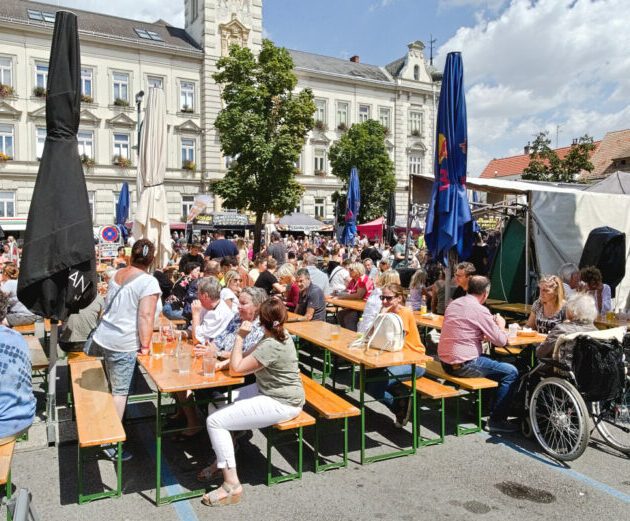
[132,88,172,267]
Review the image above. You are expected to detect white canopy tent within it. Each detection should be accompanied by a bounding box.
[412,174,630,310]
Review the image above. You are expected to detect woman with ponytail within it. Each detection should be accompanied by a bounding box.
[199,297,304,507]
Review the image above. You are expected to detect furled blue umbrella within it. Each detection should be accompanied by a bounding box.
[116,181,130,242]
[341,167,360,246]
[424,52,473,266]
[471,190,481,234]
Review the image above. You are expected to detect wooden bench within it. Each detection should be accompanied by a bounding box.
[402,377,459,446]
[425,360,498,435]
[66,352,96,407]
[71,360,126,504]
[0,441,15,518]
[265,410,315,485]
[300,374,360,472]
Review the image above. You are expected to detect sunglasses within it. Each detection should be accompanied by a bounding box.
[380,295,395,301]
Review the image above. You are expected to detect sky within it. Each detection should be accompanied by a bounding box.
[38,0,630,176]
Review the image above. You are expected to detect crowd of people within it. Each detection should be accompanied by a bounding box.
[0,226,622,506]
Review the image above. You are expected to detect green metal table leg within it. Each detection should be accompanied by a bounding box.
[411,364,417,453]
[156,392,162,505]
[5,468,11,521]
[314,417,350,473]
[360,364,366,465]
[456,389,482,436]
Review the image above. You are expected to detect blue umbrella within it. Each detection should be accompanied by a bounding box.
[424,52,473,266]
[341,167,360,246]
[116,181,130,242]
[471,190,481,234]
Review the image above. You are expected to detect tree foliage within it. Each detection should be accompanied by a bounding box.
[211,39,315,251]
[522,131,596,183]
[329,120,396,223]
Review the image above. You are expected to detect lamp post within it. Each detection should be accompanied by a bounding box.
[135,90,144,155]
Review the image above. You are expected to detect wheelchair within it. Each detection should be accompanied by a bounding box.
[515,331,630,461]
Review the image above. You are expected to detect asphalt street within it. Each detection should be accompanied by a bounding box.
[5,354,630,521]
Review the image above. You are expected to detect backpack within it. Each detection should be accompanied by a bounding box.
[365,312,405,352]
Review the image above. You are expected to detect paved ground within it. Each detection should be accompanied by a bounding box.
[4,346,630,521]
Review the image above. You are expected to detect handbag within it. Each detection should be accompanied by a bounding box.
[365,312,405,353]
[83,271,145,356]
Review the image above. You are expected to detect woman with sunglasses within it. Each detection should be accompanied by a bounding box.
[525,274,566,334]
[366,283,426,428]
[220,270,242,314]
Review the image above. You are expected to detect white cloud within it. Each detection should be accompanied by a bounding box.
[436,0,630,175]
[368,0,397,13]
[438,0,507,12]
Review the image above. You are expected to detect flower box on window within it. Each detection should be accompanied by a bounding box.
[314,120,327,132]
[314,169,326,176]
[0,84,15,98]
[296,168,302,175]
[81,154,95,170]
[81,94,93,104]
[410,129,422,137]
[181,105,194,113]
[33,86,46,99]
[113,155,132,168]
[337,122,348,132]
[182,159,195,171]
[0,153,12,162]
[114,98,129,107]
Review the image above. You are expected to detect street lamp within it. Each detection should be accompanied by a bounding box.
[135,90,144,155]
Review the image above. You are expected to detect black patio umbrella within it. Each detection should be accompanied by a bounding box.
[386,191,396,246]
[17,11,96,443]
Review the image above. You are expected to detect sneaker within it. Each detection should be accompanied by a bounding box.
[486,418,519,434]
[103,447,133,461]
[394,398,411,428]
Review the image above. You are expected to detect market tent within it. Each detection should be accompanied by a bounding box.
[583,171,630,194]
[413,173,630,309]
[276,212,333,233]
[356,217,384,239]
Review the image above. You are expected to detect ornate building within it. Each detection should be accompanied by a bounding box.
[0,0,439,234]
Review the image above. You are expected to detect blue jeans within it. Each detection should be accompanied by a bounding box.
[445,356,518,421]
[162,302,184,321]
[366,364,427,411]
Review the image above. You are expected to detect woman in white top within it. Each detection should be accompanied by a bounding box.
[358,269,401,334]
[91,239,161,460]
[220,270,241,314]
[328,260,351,294]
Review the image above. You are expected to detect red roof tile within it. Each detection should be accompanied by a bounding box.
[580,129,630,180]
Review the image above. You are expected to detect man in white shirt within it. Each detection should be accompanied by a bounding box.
[191,277,233,344]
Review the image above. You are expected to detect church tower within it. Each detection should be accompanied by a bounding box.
[183,0,263,204]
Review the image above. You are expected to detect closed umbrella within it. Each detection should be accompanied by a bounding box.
[386,191,396,246]
[340,167,360,246]
[132,88,172,267]
[17,12,97,444]
[115,181,130,242]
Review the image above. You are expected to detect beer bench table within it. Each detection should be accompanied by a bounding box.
[285,320,431,464]
[25,335,48,373]
[0,441,15,520]
[327,298,366,312]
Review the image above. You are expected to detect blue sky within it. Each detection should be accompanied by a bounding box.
[38,0,630,176]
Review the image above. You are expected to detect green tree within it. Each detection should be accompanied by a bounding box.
[211,39,315,252]
[522,131,595,182]
[329,119,396,223]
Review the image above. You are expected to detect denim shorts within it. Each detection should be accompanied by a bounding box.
[91,340,137,396]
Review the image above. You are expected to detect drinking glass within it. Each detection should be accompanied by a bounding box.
[330,325,340,341]
[177,345,192,374]
[203,352,217,378]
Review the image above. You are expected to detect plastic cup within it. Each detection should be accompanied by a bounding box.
[330,325,340,341]
[203,354,216,378]
[508,323,518,339]
[420,304,427,314]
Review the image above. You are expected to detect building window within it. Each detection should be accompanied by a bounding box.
[379,107,391,131]
[315,99,326,125]
[36,64,48,88]
[147,76,163,89]
[0,192,15,218]
[113,133,130,159]
[180,82,194,111]
[314,198,325,219]
[81,69,92,97]
[0,124,13,158]
[294,154,302,174]
[408,154,423,175]
[182,194,195,218]
[0,57,12,87]
[181,138,195,168]
[358,104,370,123]
[78,131,94,158]
[314,149,326,174]
[294,199,302,214]
[88,191,95,221]
[113,72,129,102]
[336,102,348,129]
[36,128,46,160]
[408,111,423,136]
[414,65,419,81]
[225,153,239,169]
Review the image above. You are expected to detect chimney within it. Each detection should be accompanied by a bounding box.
[524,141,531,155]
[350,55,359,63]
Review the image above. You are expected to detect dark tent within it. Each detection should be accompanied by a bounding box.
[579,226,626,298]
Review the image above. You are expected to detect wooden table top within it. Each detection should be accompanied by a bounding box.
[12,318,52,334]
[488,302,532,315]
[138,353,244,393]
[593,316,630,330]
[414,312,444,329]
[285,320,431,369]
[485,298,507,306]
[327,297,366,312]
[24,335,48,371]
[506,331,546,346]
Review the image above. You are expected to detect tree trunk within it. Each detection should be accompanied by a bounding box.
[253,211,263,257]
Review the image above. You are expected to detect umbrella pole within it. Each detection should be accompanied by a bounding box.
[46,319,58,445]
[525,205,530,305]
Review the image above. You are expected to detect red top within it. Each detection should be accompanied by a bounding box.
[285,282,300,311]
[346,274,374,301]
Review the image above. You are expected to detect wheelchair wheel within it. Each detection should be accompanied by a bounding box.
[529,377,589,461]
[591,382,630,454]
[521,417,533,439]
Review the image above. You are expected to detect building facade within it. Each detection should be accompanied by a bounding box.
[0,0,439,234]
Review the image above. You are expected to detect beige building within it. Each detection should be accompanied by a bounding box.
[0,0,439,234]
